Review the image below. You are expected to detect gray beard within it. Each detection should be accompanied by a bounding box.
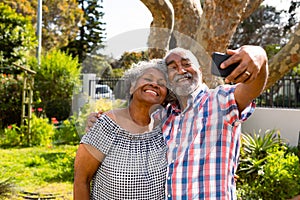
[171,82,197,97]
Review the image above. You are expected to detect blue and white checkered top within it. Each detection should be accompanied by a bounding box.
[81,114,167,200]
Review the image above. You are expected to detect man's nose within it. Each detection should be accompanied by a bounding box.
[177,65,187,74]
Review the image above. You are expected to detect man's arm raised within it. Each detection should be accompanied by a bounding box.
[221,45,268,112]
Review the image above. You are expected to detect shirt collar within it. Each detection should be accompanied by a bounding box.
[189,83,208,102]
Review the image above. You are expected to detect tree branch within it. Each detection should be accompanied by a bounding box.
[266,22,300,89]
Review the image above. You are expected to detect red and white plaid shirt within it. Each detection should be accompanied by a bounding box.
[161,84,255,200]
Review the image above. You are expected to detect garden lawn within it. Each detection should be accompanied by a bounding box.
[0,145,78,199]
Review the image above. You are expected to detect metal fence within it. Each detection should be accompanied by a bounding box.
[89,76,300,109]
[89,78,126,99]
[256,75,300,108]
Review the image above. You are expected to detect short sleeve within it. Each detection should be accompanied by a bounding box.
[214,84,255,124]
[80,115,117,155]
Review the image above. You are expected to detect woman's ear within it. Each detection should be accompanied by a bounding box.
[129,81,136,95]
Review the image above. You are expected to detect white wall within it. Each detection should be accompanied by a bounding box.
[242,107,300,147]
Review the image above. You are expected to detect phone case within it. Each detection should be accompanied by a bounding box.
[211,52,239,77]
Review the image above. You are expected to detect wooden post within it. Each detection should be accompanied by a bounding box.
[15,64,36,145]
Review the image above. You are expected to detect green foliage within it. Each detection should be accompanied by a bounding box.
[29,50,81,121]
[259,149,300,198]
[45,99,71,121]
[112,68,125,78]
[265,44,281,58]
[292,64,300,76]
[119,51,149,70]
[1,0,84,51]
[54,116,80,145]
[0,124,22,147]
[237,129,300,199]
[238,129,284,177]
[1,98,123,147]
[230,3,299,49]
[81,54,112,78]
[29,114,55,147]
[0,113,55,147]
[63,0,105,63]
[75,98,127,136]
[0,74,23,128]
[0,3,36,69]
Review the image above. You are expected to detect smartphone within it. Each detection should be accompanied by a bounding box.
[211,52,239,77]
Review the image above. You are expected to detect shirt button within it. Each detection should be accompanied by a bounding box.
[171,160,175,163]
[175,144,178,147]
[167,176,170,180]
[168,194,171,198]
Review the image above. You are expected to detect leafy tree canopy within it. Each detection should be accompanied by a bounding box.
[230,3,300,49]
[0,3,36,71]
[62,0,106,63]
[0,0,84,51]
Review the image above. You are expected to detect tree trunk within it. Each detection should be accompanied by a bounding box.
[140,0,173,58]
[141,0,300,89]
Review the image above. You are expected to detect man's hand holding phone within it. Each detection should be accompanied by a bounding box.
[211,52,238,78]
[211,47,260,84]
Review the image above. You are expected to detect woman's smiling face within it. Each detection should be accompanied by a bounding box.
[130,68,168,105]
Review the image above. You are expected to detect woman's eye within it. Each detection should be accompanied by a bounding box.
[159,83,167,87]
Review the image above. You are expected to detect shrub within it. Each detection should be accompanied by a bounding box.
[0,124,22,147]
[237,129,300,199]
[45,99,71,121]
[29,114,55,147]
[0,113,55,147]
[0,74,23,128]
[259,148,300,198]
[54,116,80,145]
[237,147,300,199]
[29,50,81,121]
[238,129,284,175]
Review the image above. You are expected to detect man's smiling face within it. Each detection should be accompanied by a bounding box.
[165,51,201,97]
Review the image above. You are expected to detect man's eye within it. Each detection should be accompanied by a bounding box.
[183,62,191,68]
[168,65,177,71]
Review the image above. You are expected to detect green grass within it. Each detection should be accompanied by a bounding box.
[0,145,78,199]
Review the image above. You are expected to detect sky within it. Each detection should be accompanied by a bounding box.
[103,0,152,39]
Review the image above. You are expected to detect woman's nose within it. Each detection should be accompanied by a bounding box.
[149,81,159,87]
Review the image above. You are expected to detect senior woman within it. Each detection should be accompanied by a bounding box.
[73,59,171,200]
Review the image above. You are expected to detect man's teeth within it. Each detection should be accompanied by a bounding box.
[145,90,157,95]
[178,77,189,82]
